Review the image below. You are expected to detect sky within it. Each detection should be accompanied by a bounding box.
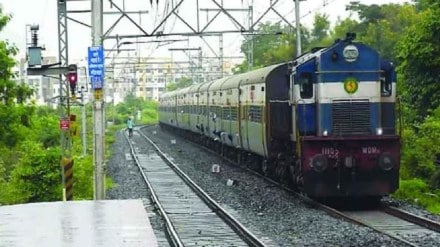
[0,0,411,65]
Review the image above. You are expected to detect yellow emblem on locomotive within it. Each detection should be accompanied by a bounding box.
[344,77,358,94]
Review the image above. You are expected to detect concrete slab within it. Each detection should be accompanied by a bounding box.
[0,199,157,247]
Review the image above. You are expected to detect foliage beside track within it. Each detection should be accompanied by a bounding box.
[108,94,158,126]
[393,179,440,214]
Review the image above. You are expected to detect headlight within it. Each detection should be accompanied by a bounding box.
[323,130,328,136]
[378,152,394,171]
[376,127,383,135]
[310,154,328,172]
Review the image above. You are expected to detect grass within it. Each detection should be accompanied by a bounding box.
[392,179,440,214]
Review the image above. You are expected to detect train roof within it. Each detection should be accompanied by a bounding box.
[187,82,204,94]
[221,73,246,89]
[198,79,216,91]
[177,86,191,96]
[209,76,232,91]
[239,63,286,86]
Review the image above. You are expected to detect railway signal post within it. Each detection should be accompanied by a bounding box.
[26,24,77,200]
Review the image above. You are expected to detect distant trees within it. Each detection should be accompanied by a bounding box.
[166,76,193,91]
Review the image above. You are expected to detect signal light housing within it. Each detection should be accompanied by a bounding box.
[67,64,77,94]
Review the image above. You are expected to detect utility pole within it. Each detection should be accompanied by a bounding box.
[91,0,105,200]
[81,86,87,157]
[248,4,254,71]
[295,0,302,56]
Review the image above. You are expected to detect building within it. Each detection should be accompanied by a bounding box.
[111,56,235,103]
[16,56,59,107]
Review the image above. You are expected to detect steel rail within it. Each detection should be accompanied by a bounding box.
[124,129,184,247]
[381,205,440,233]
[138,126,266,247]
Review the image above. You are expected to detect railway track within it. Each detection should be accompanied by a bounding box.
[150,126,440,246]
[330,204,440,247]
[126,128,266,247]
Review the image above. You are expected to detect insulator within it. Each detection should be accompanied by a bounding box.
[32,32,38,47]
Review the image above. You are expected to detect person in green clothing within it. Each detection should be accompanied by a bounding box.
[126,117,134,137]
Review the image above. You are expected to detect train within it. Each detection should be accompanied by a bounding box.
[158,33,400,199]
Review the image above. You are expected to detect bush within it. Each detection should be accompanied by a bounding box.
[2,142,62,204]
[71,155,94,200]
[400,107,440,182]
[393,179,440,214]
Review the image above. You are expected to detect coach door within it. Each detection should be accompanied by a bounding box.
[240,80,250,151]
[237,79,243,149]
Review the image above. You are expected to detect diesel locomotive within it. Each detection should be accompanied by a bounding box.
[159,34,400,198]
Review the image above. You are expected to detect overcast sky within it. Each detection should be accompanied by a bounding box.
[0,0,410,64]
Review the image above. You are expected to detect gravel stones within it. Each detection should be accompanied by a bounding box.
[106,126,439,246]
[138,126,404,246]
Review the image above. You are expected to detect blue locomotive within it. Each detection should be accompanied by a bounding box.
[159,33,400,198]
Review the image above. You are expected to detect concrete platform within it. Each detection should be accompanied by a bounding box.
[0,199,158,247]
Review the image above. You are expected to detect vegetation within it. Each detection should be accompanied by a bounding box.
[0,1,439,213]
[166,76,193,92]
[108,93,158,125]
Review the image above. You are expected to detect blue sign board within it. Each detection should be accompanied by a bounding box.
[88,46,105,89]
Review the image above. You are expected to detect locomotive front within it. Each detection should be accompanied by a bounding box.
[292,35,400,198]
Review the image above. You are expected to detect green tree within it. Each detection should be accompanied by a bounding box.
[339,2,417,62]
[0,7,34,148]
[330,17,360,41]
[308,13,333,48]
[413,0,440,11]
[166,76,193,91]
[397,5,440,118]
[400,107,440,188]
[233,22,301,73]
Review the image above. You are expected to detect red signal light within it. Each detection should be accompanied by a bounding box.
[67,64,78,94]
[68,73,77,84]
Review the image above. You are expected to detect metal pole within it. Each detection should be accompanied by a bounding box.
[198,49,202,83]
[57,0,73,201]
[219,34,223,78]
[81,86,87,156]
[295,0,302,56]
[92,0,105,200]
[248,4,253,71]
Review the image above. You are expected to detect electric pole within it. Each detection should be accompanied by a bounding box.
[295,0,302,56]
[92,0,105,200]
[248,4,253,71]
[81,86,87,157]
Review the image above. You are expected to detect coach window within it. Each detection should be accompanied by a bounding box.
[299,72,313,99]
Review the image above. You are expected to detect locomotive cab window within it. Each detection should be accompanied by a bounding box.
[299,72,313,99]
[380,71,392,97]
